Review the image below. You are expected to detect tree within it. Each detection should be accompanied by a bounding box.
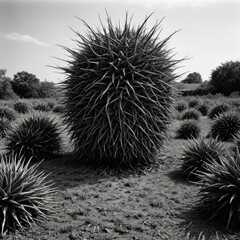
[12,71,40,98]
[0,69,18,100]
[37,80,58,98]
[209,61,240,95]
[181,72,202,84]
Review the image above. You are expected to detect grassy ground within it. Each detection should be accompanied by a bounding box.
[1,97,240,239]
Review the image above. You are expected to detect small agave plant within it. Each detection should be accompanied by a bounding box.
[0,154,56,237]
[180,138,226,181]
[196,149,240,230]
[60,13,182,169]
[5,114,62,162]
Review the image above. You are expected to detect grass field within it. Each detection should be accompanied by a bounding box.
[1,95,240,240]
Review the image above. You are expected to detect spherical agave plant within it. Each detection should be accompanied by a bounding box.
[60,13,182,168]
[196,149,240,230]
[209,111,240,141]
[0,154,56,237]
[5,114,62,162]
[176,120,201,139]
[181,109,201,121]
[208,103,229,119]
[180,138,226,181]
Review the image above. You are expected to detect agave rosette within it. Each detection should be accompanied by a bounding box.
[196,149,240,230]
[5,114,62,161]
[0,154,56,237]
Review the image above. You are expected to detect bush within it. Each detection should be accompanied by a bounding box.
[0,154,55,237]
[0,106,17,121]
[174,101,188,113]
[13,101,29,114]
[176,120,201,139]
[209,61,240,96]
[60,14,181,169]
[0,118,11,138]
[208,103,229,119]
[181,109,201,121]
[47,101,55,109]
[188,98,200,108]
[196,150,240,230]
[180,138,226,181]
[196,103,209,116]
[209,112,240,141]
[6,114,62,161]
[33,103,51,112]
[52,104,64,113]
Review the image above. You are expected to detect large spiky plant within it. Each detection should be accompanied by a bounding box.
[5,114,62,162]
[196,149,240,230]
[0,154,56,237]
[60,13,182,169]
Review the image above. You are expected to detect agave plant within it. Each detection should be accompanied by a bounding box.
[196,103,209,116]
[59,13,182,168]
[0,154,56,237]
[208,111,240,141]
[0,107,16,121]
[196,149,240,230]
[13,101,30,114]
[181,109,201,121]
[180,138,226,180]
[208,103,229,119]
[176,120,201,139]
[5,114,62,161]
[174,101,188,113]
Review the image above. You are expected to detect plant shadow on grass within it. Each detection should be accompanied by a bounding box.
[179,205,240,240]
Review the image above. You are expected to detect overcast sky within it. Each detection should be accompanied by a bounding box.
[0,0,239,83]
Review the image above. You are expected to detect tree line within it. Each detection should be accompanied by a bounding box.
[0,69,59,99]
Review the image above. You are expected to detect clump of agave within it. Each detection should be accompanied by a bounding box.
[0,107,16,121]
[60,13,182,169]
[5,114,62,162]
[181,109,201,121]
[176,120,201,139]
[208,111,240,141]
[196,149,240,230]
[180,138,226,180]
[13,101,30,114]
[174,101,188,113]
[208,103,229,119]
[0,154,56,237]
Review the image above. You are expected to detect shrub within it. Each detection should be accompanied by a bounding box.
[196,103,209,116]
[0,107,17,121]
[60,14,181,169]
[174,101,188,113]
[188,98,200,108]
[208,103,229,119]
[176,120,201,139]
[46,101,55,109]
[0,154,55,237]
[181,72,202,84]
[13,101,29,114]
[5,114,62,161]
[209,60,240,96]
[180,138,226,181]
[196,150,240,230]
[0,118,11,138]
[181,109,201,121]
[52,104,64,114]
[209,112,240,141]
[33,103,51,112]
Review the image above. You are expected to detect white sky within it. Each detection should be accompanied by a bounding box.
[0,0,239,82]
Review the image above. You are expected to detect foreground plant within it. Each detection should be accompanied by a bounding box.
[0,154,56,237]
[176,120,201,139]
[196,149,240,230]
[5,114,62,161]
[180,138,226,180]
[60,13,182,169]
